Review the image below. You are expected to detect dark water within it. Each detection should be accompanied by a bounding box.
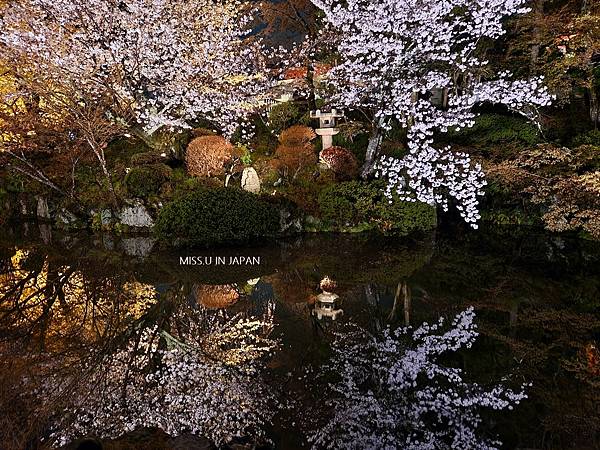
[0,224,599,450]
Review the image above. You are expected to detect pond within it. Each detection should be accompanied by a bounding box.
[0,224,598,450]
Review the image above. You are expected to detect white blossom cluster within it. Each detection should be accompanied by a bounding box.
[45,302,278,447]
[310,0,553,225]
[0,0,275,137]
[309,308,528,449]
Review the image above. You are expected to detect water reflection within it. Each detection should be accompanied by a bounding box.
[45,299,278,447]
[308,308,527,450]
[0,226,598,449]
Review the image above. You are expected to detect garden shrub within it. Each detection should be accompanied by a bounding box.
[125,164,172,198]
[250,117,278,156]
[271,143,318,181]
[279,125,316,146]
[270,126,318,181]
[319,146,359,180]
[106,138,152,166]
[269,102,301,134]
[185,135,237,177]
[130,151,167,166]
[447,113,541,146]
[332,132,370,163]
[318,180,436,234]
[191,127,217,138]
[572,129,600,148]
[154,187,280,247]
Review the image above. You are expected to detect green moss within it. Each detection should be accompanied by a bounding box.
[154,186,280,247]
[130,151,167,166]
[318,180,437,235]
[572,130,600,148]
[106,138,152,167]
[125,164,172,198]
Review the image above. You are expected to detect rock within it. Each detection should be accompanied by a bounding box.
[100,209,113,226]
[57,208,78,226]
[19,197,28,216]
[118,201,154,228]
[119,237,156,257]
[102,235,115,251]
[35,196,50,219]
[279,209,302,233]
[241,167,261,194]
[38,223,52,244]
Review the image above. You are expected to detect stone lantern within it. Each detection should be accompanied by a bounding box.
[312,276,343,321]
[310,109,345,151]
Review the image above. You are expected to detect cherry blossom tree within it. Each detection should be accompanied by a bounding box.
[0,0,275,145]
[309,308,528,449]
[310,0,553,226]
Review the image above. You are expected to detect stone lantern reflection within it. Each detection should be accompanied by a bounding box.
[313,276,343,321]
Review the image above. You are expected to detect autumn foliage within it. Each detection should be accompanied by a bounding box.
[193,284,240,309]
[279,125,316,146]
[185,135,236,177]
[271,126,317,180]
[488,144,600,238]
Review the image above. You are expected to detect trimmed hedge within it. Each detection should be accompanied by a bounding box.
[318,180,436,235]
[154,187,280,247]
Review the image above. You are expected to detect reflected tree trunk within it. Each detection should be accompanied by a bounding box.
[364,284,384,332]
[389,281,411,326]
[509,302,519,338]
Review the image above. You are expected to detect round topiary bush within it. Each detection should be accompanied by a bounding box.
[154,187,280,247]
[185,135,236,177]
[318,180,436,234]
[320,146,359,180]
[125,163,172,198]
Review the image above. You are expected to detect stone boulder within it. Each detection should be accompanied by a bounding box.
[241,167,261,194]
[118,201,154,228]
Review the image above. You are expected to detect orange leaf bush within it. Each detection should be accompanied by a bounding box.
[279,125,316,146]
[271,126,318,181]
[193,284,240,309]
[185,136,236,177]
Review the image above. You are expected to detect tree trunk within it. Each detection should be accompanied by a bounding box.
[360,119,385,179]
[529,0,545,71]
[90,144,119,209]
[402,282,411,327]
[590,87,599,128]
[306,63,317,112]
